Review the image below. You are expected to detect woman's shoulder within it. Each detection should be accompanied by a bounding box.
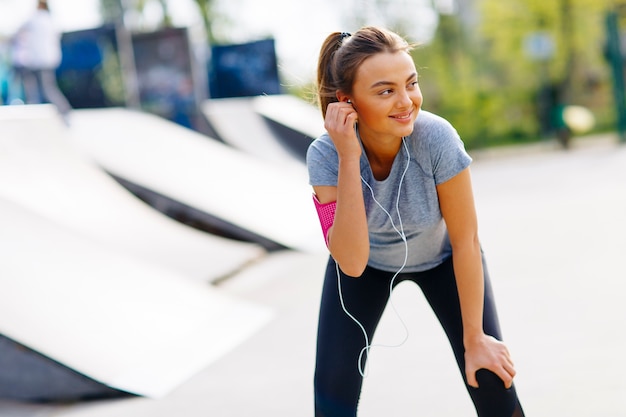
[307,132,336,154]
[306,132,337,164]
[411,110,461,147]
[306,132,341,183]
[413,110,457,135]
[310,131,333,145]
[409,109,470,173]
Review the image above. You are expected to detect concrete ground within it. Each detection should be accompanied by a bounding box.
[1,134,625,416]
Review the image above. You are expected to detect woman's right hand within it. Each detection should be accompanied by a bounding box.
[324,101,361,160]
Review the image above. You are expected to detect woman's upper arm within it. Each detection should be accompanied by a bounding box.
[313,185,338,204]
[436,167,479,246]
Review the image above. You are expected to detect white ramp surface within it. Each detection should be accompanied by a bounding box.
[69,108,326,253]
[252,94,324,140]
[0,105,265,283]
[202,97,306,168]
[0,197,274,398]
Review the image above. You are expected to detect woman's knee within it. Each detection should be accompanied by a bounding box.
[468,369,522,417]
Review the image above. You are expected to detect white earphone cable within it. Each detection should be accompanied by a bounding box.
[337,137,412,377]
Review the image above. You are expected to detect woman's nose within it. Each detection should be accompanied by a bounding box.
[396,90,412,108]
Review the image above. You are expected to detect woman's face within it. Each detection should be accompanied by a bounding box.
[349,51,422,145]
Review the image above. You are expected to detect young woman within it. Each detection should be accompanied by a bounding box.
[306,27,525,417]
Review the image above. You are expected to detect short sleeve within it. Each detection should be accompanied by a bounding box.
[427,116,472,185]
[306,133,339,187]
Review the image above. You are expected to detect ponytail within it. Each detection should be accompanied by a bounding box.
[316,32,348,119]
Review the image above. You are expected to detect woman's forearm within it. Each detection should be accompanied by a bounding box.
[328,156,370,276]
[452,237,485,344]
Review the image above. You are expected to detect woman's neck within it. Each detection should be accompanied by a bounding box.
[359,131,403,181]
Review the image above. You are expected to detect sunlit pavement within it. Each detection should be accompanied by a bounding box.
[1,133,625,417]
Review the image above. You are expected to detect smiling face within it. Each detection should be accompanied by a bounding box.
[348,51,422,146]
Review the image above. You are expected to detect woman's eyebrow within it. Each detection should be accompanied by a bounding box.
[369,72,418,89]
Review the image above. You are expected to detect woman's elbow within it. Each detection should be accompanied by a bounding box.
[336,253,369,278]
[339,264,367,278]
[328,234,370,277]
[338,263,367,278]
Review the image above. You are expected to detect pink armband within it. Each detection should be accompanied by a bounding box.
[312,194,336,247]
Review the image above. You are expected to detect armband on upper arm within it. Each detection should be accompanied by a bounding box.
[312,194,336,247]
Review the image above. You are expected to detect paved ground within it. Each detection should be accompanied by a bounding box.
[1,134,625,416]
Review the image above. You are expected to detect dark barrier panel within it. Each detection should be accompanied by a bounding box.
[0,334,131,403]
[209,38,281,98]
[131,27,199,129]
[58,25,126,109]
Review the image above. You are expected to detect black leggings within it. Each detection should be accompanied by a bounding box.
[314,255,524,417]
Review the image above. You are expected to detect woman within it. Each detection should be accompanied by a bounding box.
[306,27,525,416]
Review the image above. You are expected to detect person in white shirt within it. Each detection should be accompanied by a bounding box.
[10,0,71,122]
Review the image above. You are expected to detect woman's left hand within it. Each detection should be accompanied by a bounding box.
[464,333,516,389]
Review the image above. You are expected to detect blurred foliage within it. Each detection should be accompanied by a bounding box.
[99,0,124,24]
[97,41,126,105]
[100,0,222,42]
[413,0,619,148]
[101,0,173,29]
[190,0,216,43]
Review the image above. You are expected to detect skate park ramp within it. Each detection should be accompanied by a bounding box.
[202,96,307,169]
[0,196,274,400]
[251,94,325,160]
[202,95,324,165]
[0,105,265,283]
[68,107,325,253]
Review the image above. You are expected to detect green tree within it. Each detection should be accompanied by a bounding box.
[99,0,124,24]
[412,12,521,148]
[97,0,236,47]
[191,0,217,43]
[410,0,617,148]
[478,0,615,140]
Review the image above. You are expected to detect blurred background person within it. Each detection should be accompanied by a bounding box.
[9,0,72,123]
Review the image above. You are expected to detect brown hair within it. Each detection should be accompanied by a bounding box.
[316,26,414,118]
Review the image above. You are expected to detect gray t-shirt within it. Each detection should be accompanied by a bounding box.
[306,110,472,273]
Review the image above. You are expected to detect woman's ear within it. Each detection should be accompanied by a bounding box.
[336,91,351,103]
